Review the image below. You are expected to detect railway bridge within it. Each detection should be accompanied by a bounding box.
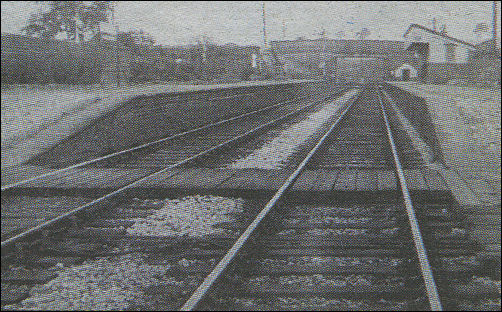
[271,39,421,81]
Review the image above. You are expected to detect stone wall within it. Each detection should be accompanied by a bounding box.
[427,57,501,85]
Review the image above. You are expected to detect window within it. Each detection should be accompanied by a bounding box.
[445,43,456,63]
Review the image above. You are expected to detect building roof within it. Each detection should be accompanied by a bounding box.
[474,39,501,58]
[404,24,479,49]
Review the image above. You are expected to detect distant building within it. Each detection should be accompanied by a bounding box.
[404,24,500,85]
[404,23,479,64]
[97,21,117,41]
[393,63,418,81]
[90,37,132,86]
[473,38,501,59]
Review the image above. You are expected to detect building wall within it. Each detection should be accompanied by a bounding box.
[272,39,409,55]
[405,28,476,63]
[456,45,471,63]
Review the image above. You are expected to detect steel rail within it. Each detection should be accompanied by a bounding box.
[2,86,340,192]
[179,89,361,311]
[377,86,443,311]
[1,88,353,249]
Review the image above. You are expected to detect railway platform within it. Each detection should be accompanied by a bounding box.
[2,166,447,194]
[389,82,501,255]
[2,79,314,168]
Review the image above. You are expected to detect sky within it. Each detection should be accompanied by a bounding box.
[1,1,500,46]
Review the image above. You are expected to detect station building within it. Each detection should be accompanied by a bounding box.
[404,24,500,84]
[404,23,479,64]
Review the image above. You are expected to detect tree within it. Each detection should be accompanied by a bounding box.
[22,1,113,42]
[132,29,155,46]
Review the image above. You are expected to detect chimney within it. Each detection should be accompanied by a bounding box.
[440,24,447,35]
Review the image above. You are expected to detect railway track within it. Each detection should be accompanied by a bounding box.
[177,86,497,311]
[1,84,499,311]
[1,83,350,244]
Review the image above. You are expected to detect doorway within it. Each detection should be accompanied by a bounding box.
[402,69,410,81]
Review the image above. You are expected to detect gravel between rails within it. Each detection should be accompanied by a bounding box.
[126,195,245,237]
[3,194,248,311]
[4,253,174,310]
[1,196,94,240]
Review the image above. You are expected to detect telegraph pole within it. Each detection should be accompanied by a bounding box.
[111,3,120,87]
[493,0,498,53]
[282,20,287,40]
[262,2,268,47]
[318,28,328,79]
[261,1,268,77]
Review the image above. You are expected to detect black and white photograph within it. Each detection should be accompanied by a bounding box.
[1,1,501,310]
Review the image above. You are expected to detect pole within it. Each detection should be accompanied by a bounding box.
[262,2,270,76]
[262,2,268,48]
[75,3,82,85]
[493,0,498,53]
[282,20,286,40]
[334,56,338,82]
[112,3,120,87]
[321,31,327,78]
[203,39,207,81]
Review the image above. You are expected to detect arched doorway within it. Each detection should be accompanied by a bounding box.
[394,64,418,81]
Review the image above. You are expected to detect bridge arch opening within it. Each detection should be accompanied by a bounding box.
[394,63,418,81]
